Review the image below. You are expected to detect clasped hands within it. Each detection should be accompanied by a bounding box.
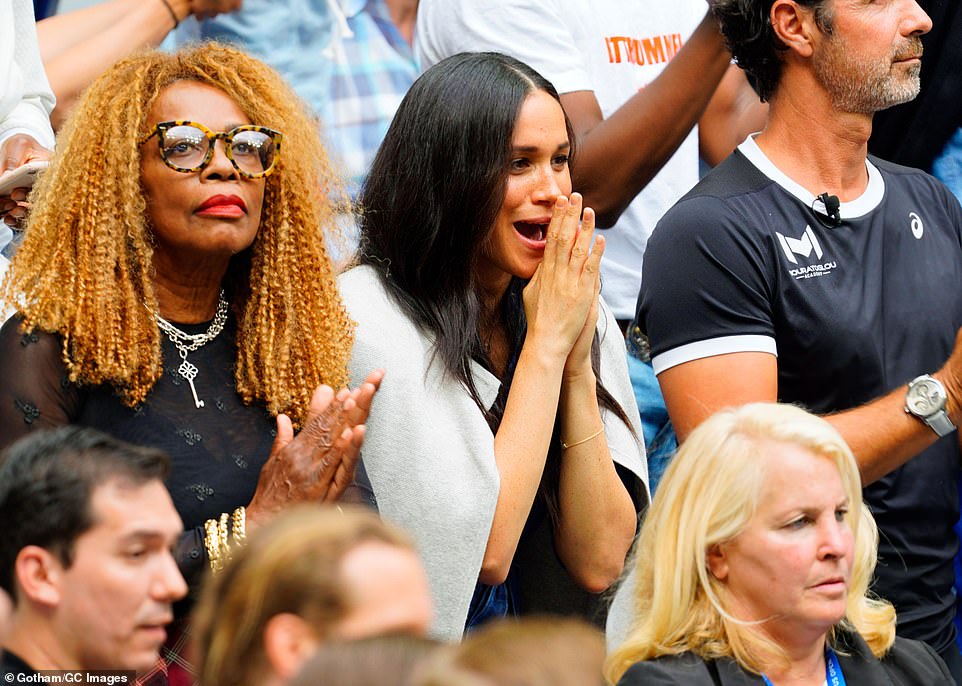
[522,193,605,378]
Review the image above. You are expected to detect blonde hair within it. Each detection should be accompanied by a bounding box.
[416,617,606,686]
[604,403,895,683]
[0,43,352,425]
[193,505,413,686]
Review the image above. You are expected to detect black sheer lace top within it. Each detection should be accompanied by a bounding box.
[0,314,276,593]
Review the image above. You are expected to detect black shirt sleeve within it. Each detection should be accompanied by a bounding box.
[0,316,81,450]
[616,654,733,686]
[638,192,777,364]
[0,316,215,588]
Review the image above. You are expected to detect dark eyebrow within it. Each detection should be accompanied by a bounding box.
[118,530,178,546]
[511,142,571,154]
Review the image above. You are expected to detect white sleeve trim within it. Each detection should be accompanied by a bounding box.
[652,335,778,375]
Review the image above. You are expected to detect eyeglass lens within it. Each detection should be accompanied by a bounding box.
[162,125,276,175]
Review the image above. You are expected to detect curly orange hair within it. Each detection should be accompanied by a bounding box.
[0,43,354,426]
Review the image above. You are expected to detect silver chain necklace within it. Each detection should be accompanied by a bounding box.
[155,291,228,409]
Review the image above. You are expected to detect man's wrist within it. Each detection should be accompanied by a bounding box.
[158,0,191,25]
[910,372,958,435]
[931,369,962,426]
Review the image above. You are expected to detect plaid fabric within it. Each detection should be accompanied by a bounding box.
[171,0,417,200]
[322,0,418,198]
[0,224,14,259]
[138,620,195,686]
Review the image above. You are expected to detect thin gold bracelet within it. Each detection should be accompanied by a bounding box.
[561,426,604,450]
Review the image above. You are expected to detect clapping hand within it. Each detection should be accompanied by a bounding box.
[246,369,383,527]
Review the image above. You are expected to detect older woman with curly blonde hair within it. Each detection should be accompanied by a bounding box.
[0,42,380,656]
[605,403,952,686]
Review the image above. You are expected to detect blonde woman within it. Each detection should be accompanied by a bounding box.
[606,403,951,685]
[0,43,380,679]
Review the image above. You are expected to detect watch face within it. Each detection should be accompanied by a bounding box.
[908,379,944,416]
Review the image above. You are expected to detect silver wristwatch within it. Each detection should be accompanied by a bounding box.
[904,374,956,437]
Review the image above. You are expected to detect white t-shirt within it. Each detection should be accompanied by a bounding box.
[416,0,706,318]
[0,0,55,150]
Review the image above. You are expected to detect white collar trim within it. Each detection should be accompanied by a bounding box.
[738,134,884,219]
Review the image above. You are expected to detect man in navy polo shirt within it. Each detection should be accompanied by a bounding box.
[637,0,962,680]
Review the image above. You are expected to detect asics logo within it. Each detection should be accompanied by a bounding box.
[909,212,923,239]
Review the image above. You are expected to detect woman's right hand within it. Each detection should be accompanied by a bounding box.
[246,370,383,528]
[522,193,605,363]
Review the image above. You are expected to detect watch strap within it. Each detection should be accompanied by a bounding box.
[923,410,956,438]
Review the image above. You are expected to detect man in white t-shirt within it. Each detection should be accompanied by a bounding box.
[1,0,56,324]
[416,0,764,488]
[1,0,55,256]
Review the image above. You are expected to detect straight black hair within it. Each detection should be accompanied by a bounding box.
[359,52,634,518]
[359,52,567,399]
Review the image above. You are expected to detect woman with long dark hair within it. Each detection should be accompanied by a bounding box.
[339,52,647,639]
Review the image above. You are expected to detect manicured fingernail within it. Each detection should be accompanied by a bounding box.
[556,196,566,208]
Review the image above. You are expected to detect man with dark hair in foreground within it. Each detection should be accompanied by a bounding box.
[0,426,186,677]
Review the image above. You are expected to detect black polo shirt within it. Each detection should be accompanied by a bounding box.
[639,136,962,653]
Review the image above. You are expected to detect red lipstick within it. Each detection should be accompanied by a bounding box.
[196,194,247,218]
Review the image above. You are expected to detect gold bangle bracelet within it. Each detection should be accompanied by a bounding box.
[205,508,248,573]
[204,517,223,573]
[561,426,604,450]
[218,512,230,557]
[231,506,247,547]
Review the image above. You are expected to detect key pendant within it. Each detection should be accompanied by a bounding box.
[177,351,205,408]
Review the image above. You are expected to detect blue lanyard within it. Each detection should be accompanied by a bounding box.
[761,648,845,686]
